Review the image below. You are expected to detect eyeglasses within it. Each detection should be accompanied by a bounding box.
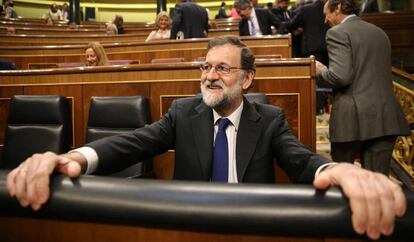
[199,63,243,75]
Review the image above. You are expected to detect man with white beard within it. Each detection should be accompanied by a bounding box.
[7,36,406,240]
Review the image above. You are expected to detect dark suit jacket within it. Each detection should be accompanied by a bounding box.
[170,2,209,39]
[280,0,329,55]
[318,16,410,142]
[239,8,279,36]
[271,7,290,22]
[87,97,330,184]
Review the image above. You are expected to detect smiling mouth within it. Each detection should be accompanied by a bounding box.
[207,84,223,90]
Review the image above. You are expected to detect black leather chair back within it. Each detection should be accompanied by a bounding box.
[1,95,72,169]
[86,96,152,178]
[245,93,269,104]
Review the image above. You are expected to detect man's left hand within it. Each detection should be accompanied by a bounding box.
[313,163,406,240]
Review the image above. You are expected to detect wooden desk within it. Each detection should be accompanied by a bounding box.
[0,36,292,69]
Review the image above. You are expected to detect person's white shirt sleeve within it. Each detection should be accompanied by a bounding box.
[69,147,99,174]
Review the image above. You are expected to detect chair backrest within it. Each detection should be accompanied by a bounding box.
[1,95,72,169]
[245,93,269,104]
[86,96,152,178]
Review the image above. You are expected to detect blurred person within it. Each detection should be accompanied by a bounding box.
[234,0,280,36]
[266,2,273,11]
[61,3,69,21]
[278,0,329,114]
[171,0,209,39]
[6,26,16,35]
[215,2,228,19]
[45,15,54,26]
[113,15,125,34]
[0,1,5,17]
[146,11,171,42]
[229,3,241,19]
[85,42,109,67]
[48,2,63,21]
[7,36,407,241]
[271,0,291,21]
[4,0,17,19]
[106,22,118,35]
[315,0,410,175]
[279,0,329,64]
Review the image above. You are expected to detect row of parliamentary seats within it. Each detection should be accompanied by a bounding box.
[0,35,291,69]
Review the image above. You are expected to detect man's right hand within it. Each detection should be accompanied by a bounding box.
[6,151,86,211]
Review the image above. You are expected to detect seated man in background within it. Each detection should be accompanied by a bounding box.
[7,36,405,240]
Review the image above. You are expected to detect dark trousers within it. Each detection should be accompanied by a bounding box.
[331,136,397,175]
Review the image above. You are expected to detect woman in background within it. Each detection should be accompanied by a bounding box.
[215,2,228,19]
[106,22,118,35]
[145,11,171,42]
[85,42,109,66]
[113,15,125,34]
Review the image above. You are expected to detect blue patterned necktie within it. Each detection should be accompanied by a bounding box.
[249,17,257,36]
[212,118,231,182]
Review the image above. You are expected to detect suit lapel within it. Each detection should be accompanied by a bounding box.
[191,102,214,179]
[236,100,262,182]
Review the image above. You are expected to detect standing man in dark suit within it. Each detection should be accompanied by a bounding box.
[7,36,406,240]
[271,0,291,22]
[234,0,280,36]
[279,0,330,114]
[279,0,329,64]
[170,0,209,39]
[316,0,410,174]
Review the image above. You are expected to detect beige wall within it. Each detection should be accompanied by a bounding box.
[12,0,233,22]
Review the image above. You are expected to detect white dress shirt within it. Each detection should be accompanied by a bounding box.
[248,10,263,36]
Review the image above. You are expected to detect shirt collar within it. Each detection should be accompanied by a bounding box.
[341,14,356,24]
[249,8,257,20]
[213,100,244,131]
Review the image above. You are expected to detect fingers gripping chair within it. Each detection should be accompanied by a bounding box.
[86,96,153,178]
[1,95,72,169]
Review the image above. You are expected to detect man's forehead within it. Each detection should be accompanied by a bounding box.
[206,44,241,62]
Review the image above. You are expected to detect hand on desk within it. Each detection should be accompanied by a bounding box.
[6,151,84,211]
[314,163,406,240]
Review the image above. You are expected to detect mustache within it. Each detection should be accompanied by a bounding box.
[202,79,225,89]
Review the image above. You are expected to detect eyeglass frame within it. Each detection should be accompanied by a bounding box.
[199,62,244,75]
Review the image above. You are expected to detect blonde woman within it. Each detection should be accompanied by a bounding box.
[85,42,110,66]
[145,11,171,42]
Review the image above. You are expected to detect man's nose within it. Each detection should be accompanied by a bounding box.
[206,67,220,79]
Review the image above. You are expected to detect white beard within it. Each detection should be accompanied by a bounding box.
[200,79,242,109]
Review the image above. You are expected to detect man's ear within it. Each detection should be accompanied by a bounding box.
[336,3,342,14]
[241,71,255,90]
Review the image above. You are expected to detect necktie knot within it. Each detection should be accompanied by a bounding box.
[218,118,231,131]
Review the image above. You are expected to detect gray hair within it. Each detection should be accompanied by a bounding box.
[207,35,256,73]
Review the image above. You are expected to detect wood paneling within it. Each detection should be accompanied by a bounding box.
[0,216,327,242]
[0,36,291,69]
